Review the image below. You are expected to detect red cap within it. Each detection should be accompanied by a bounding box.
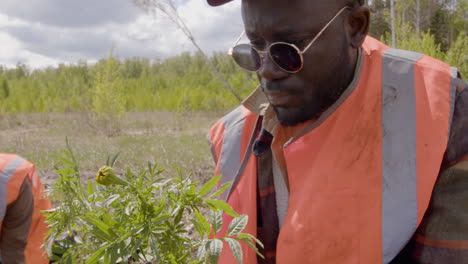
[207,0,233,6]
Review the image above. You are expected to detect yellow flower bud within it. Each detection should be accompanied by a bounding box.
[96,166,128,186]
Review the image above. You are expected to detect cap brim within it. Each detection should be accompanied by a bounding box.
[207,0,233,6]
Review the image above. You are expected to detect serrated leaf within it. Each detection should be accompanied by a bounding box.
[227,215,248,237]
[199,175,221,197]
[211,211,223,234]
[206,200,239,217]
[207,239,223,264]
[197,240,208,261]
[225,238,243,264]
[209,182,232,199]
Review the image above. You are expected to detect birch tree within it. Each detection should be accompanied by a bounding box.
[390,0,396,47]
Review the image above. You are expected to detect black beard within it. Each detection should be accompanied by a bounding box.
[274,48,356,126]
[273,78,351,126]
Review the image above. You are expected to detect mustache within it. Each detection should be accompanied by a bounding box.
[261,80,302,94]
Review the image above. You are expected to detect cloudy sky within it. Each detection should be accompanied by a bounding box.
[0,0,243,69]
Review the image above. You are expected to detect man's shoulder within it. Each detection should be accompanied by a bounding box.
[213,106,258,128]
[444,80,468,167]
[209,105,259,143]
[362,36,454,74]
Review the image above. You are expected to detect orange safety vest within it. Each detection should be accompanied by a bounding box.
[208,36,458,264]
[0,154,52,264]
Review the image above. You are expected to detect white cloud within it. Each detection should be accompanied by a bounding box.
[0,0,243,69]
[0,0,140,27]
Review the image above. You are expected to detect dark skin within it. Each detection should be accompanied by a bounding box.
[241,0,370,126]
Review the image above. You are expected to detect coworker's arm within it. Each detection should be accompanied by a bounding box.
[0,179,34,264]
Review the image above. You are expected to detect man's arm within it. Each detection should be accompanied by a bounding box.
[407,78,468,263]
[0,178,34,264]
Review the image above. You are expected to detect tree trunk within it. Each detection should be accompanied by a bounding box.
[390,0,396,47]
[416,0,421,33]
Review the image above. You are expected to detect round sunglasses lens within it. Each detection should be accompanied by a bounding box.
[231,44,261,71]
[270,44,302,72]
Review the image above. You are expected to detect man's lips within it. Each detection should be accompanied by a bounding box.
[264,91,300,107]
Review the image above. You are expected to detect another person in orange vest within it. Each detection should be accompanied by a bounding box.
[0,154,52,264]
[207,0,467,263]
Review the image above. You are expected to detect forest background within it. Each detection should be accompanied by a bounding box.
[0,0,467,183]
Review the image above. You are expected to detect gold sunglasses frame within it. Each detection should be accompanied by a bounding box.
[228,6,351,73]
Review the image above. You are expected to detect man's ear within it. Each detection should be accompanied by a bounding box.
[346,6,370,48]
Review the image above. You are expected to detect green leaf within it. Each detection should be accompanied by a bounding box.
[82,215,115,241]
[237,233,264,249]
[105,194,120,207]
[85,244,110,264]
[225,238,243,264]
[150,235,161,260]
[188,184,196,196]
[106,153,120,167]
[109,243,120,264]
[58,155,75,168]
[100,213,119,228]
[87,180,95,195]
[199,175,221,197]
[51,244,67,255]
[206,200,239,217]
[227,215,248,237]
[236,233,264,259]
[196,240,208,261]
[211,211,223,234]
[55,168,76,176]
[209,182,232,199]
[194,210,211,235]
[207,239,223,264]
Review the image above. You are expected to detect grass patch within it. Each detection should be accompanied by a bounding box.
[0,111,223,188]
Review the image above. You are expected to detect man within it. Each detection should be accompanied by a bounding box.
[0,154,51,264]
[207,0,467,263]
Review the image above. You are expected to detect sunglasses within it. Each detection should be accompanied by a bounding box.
[228,6,350,73]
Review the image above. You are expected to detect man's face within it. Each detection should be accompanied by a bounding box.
[242,0,356,125]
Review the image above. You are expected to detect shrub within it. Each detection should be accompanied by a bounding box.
[45,141,262,263]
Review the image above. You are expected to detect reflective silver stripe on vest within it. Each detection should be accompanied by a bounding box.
[218,106,245,200]
[449,67,458,132]
[0,156,26,221]
[381,48,423,264]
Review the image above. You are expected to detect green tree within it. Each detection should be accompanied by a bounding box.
[0,78,9,99]
[92,51,126,132]
[369,0,391,40]
[430,7,451,52]
[445,32,468,77]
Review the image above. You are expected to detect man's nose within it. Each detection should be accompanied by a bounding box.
[258,53,289,81]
